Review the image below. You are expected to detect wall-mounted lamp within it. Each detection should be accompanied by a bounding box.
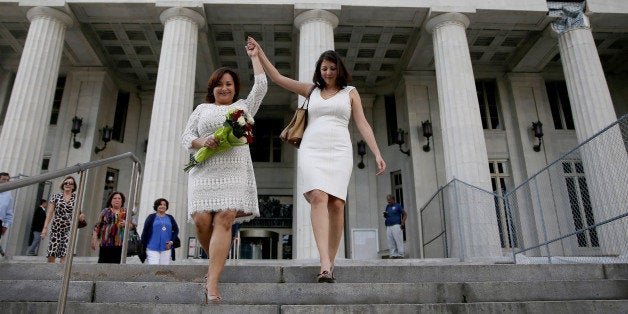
[357,140,366,169]
[70,116,83,149]
[421,120,433,152]
[95,125,113,154]
[395,128,411,156]
[532,121,543,152]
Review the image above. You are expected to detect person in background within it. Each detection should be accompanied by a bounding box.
[91,191,135,263]
[181,37,266,303]
[27,199,47,256]
[41,176,86,263]
[248,38,386,282]
[141,198,179,265]
[0,172,14,257]
[383,194,407,259]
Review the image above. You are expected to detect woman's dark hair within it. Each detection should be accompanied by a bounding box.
[206,67,241,103]
[153,198,169,211]
[59,175,77,192]
[105,191,126,208]
[312,50,352,90]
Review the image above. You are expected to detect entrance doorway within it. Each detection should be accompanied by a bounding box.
[239,230,278,259]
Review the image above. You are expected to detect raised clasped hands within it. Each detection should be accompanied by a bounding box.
[246,36,258,57]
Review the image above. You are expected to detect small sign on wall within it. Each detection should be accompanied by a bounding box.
[351,228,378,259]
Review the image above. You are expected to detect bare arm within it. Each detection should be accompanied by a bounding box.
[40,202,55,239]
[350,89,386,175]
[246,39,264,75]
[247,37,313,97]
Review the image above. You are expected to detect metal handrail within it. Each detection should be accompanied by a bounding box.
[0,152,142,314]
[0,152,142,192]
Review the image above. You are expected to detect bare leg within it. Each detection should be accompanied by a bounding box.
[193,212,214,255]
[59,256,66,264]
[327,196,345,266]
[206,210,237,298]
[46,256,55,263]
[308,190,332,274]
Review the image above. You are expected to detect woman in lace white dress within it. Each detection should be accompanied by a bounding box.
[249,38,386,283]
[181,37,266,303]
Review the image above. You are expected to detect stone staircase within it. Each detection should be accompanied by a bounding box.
[1,258,627,313]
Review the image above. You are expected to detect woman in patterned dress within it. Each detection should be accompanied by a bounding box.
[91,191,135,263]
[181,37,266,303]
[41,176,86,263]
[249,38,386,282]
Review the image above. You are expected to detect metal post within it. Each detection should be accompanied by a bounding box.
[121,162,140,264]
[504,195,517,263]
[452,179,465,261]
[533,177,552,264]
[57,170,87,314]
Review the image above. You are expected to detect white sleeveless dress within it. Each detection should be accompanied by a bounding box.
[298,86,354,202]
[181,74,267,222]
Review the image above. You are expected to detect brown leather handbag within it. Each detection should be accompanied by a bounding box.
[280,87,315,148]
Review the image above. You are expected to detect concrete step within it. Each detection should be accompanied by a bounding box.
[1,262,626,283]
[2,280,626,304]
[1,300,627,314]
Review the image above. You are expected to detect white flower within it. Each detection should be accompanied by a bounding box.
[237,116,246,126]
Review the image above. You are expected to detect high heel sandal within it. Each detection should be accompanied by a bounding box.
[203,275,221,304]
[204,286,222,304]
[317,270,335,283]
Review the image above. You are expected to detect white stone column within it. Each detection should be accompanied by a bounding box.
[551,4,628,255]
[0,7,72,256]
[139,8,204,258]
[426,13,501,259]
[293,9,338,259]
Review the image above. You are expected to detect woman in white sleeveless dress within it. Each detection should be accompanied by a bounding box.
[250,38,386,283]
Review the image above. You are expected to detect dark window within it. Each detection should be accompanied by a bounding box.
[562,160,598,247]
[489,160,517,248]
[390,170,405,241]
[546,81,575,130]
[49,77,66,125]
[112,91,129,142]
[385,95,398,145]
[250,118,283,162]
[476,80,502,130]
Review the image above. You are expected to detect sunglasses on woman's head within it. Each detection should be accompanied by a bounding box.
[63,181,75,186]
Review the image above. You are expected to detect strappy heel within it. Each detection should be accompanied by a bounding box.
[203,275,221,304]
[204,286,222,304]
[317,270,334,283]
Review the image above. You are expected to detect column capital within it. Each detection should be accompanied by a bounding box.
[294,9,339,30]
[549,1,589,35]
[27,6,73,27]
[425,12,469,34]
[160,7,205,28]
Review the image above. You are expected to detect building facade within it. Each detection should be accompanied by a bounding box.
[0,1,626,260]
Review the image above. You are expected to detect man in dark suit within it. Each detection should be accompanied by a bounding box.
[27,199,47,256]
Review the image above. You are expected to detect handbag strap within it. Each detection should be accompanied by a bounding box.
[298,85,316,110]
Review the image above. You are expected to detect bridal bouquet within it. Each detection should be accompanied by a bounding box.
[184,107,254,172]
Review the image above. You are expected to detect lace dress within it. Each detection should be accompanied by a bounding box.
[181,74,267,222]
[298,86,355,202]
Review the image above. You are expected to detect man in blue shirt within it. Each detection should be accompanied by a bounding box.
[0,172,15,257]
[383,194,406,259]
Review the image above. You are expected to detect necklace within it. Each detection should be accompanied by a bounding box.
[157,215,166,231]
